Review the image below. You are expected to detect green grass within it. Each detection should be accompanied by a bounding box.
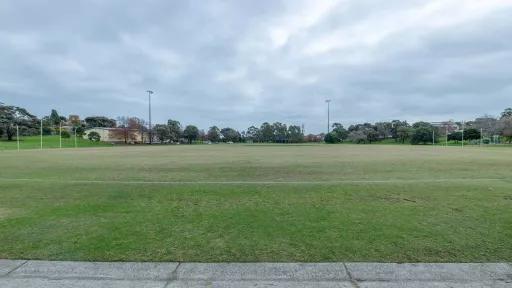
[345,137,511,147]
[0,135,112,150]
[0,144,511,262]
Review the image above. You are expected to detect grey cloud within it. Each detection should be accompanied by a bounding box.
[1,0,512,133]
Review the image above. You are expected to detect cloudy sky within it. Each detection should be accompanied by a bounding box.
[1,0,512,133]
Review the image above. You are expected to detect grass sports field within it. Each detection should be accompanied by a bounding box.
[0,144,511,262]
[0,135,111,150]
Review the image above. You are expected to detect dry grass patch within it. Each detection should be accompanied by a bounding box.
[0,208,20,220]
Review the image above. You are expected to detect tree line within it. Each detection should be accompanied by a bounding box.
[2,101,512,145]
[153,121,305,144]
[0,104,118,140]
[324,108,512,144]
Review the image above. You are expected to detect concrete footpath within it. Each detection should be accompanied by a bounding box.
[1,260,511,287]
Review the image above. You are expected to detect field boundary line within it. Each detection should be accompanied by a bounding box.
[0,178,507,185]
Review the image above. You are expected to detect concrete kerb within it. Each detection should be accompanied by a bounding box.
[1,260,512,285]
[166,281,354,288]
[0,278,167,288]
[0,260,27,277]
[344,263,512,282]
[5,260,179,281]
[175,263,349,281]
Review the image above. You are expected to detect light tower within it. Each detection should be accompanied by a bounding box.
[147,90,154,144]
[325,99,331,134]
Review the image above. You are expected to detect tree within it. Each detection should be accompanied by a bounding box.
[259,122,273,142]
[220,127,241,142]
[447,131,462,142]
[245,126,260,142]
[0,106,16,141]
[88,131,101,142]
[183,125,199,144]
[85,116,116,128]
[348,123,374,132]
[390,120,409,141]
[464,128,481,141]
[207,126,221,142]
[114,117,143,143]
[412,121,432,129]
[498,116,512,143]
[136,118,147,143]
[346,123,380,144]
[198,129,206,142]
[331,123,348,142]
[375,122,392,139]
[49,109,61,126]
[61,130,71,138]
[473,116,498,137]
[411,127,434,144]
[240,130,247,142]
[324,132,340,143]
[365,129,379,144]
[154,124,170,143]
[272,122,288,143]
[167,119,182,142]
[396,126,412,143]
[0,104,38,140]
[288,125,304,143]
[75,125,86,137]
[500,108,512,119]
[348,130,367,144]
[410,122,439,145]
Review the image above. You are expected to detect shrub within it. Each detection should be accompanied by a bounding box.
[88,131,101,142]
[75,126,86,137]
[42,127,53,135]
[348,130,367,144]
[464,128,481,141]
[324,132,340,144]
[61,130,71,138]
[411,127,437,145]
[448,131,462,142]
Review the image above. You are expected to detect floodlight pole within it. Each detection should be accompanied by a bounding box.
[325,99,331,134]
[16,125,20,151]
[147,90,154,144]
[432,130,435,147]
[59,121,62,149]
[461,121,464,149]
[445,126,448,147]
[40,118,43,150]
[480,128,483,147]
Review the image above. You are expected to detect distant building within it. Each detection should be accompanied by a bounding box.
[84,128,146,144]
[305,133,324,142]
[432,121,459,134]
[68,115,81,126]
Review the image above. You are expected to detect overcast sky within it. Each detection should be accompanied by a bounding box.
[1,0,512,133]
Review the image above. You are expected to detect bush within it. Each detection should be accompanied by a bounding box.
[324,132,340,144]
[448,131,462,142]
[88,131,101,142]
[464,128,481,141]
[348,130,367,144]
[61,130,71,138]
[75,126,86,137]
[42,127,53,135]
[411,127,436,145]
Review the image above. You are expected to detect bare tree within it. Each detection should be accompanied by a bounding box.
[115,116,143,143]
